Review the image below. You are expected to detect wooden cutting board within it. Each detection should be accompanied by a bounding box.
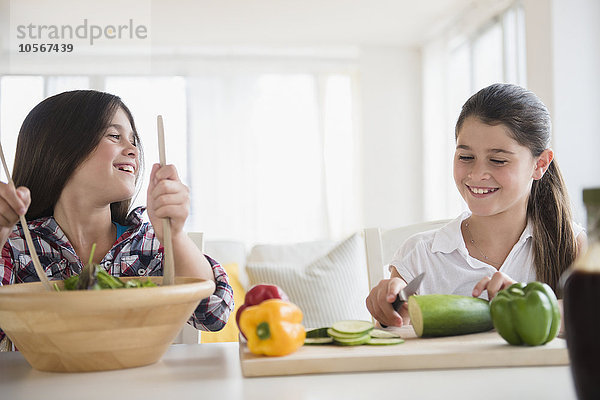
[239,326,569,377]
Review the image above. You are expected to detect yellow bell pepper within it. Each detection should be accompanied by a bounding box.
[239,299,306,356]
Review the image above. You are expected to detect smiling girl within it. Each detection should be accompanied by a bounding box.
[0,90,233,342]
[366,83,586,328]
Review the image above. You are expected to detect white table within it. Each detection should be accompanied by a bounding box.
[0,343,577,400]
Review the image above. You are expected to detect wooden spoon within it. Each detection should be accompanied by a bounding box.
[157,115,175,286]
[0,141,52,291]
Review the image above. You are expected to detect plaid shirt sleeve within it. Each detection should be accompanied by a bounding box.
[1,241,15,286]
[188,255,234,331]
[0,242,15,343]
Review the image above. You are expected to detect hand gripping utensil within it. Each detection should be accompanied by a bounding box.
[0,139,51,290]
[380,272,425,328]
[391,272,426,312]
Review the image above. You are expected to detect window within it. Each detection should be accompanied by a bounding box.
[0,76,90,178]
[187,72,358,244]
[472,21,504,90]
[0,72,358,245]
[104,77,188,211]
[422,2,526,220]
[0,76,44,177]
[46,77,90,97]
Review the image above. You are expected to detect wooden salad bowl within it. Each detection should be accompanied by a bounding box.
[0,276,215,372]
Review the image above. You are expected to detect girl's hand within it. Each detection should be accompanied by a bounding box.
[0,183,30,247]
[0,183,30,227]
[472,271,516,300]
[365,275,408,328]
[146,163,190,242]
[146,163,213,280]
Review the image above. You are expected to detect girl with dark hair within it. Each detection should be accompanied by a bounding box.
[367,83,586,328]
[0,90,233,340]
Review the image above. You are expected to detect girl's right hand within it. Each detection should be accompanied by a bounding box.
[0,183,30,242]
[472,271,516,300]
[365,274,409,328]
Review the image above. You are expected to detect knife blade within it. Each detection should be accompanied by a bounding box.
[391,272,426,312]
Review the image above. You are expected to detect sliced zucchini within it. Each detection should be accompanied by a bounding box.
[303,321,405,347]
[305,327,331,338]
[332,333,371,346]
[367,337,405,345]
[327,328,366,340]
[304,337,334,345]
[369,329,402,339]
[331,320,374,336]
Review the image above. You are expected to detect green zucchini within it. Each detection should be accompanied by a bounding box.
[331,320,373,336]
[408,294,493,337]
[367,337,405,345]
[326,328,367,340]
[305,327,331,338]
[332,334,371,346]
[302,320,405,346]
[369,329,402,339]
[304,337,334,345]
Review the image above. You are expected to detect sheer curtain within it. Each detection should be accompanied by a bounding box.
[0,72,359,245]
[188,72,358,245]
[104,76,188,211]
[0,76,44,177]
[422,3,526,221]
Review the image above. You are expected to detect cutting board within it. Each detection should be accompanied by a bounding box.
[239,326,569,377]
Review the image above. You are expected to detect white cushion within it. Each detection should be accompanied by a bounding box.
[246,233,371,329]
[248,240,337,264]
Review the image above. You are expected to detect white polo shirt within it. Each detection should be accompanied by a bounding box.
[389,211,584,300]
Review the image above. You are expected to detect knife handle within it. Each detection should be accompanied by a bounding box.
[391,295,405,312]
[380,295,405,328]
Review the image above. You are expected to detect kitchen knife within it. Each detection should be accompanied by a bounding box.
[379,272,425,328]
[391,272,426,312]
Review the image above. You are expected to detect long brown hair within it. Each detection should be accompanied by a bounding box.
[455,83,576,294]
[12,90,144,225]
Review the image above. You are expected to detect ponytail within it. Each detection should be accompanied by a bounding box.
[527,160,576,295]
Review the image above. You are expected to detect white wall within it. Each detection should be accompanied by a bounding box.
[359,47,423,229]
[523,0,554,115]
[524,0,600,224]
[0,0,8,73]
[551,0,600,224]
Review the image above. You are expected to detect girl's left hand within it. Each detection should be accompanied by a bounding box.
[146,163,190,241]
[472,271,516,300]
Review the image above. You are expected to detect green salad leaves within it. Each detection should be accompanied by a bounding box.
[55,243,157,291]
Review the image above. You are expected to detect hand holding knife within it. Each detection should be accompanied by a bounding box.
[381,272,425,328]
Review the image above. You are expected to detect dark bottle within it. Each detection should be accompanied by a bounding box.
[563,188,600,400]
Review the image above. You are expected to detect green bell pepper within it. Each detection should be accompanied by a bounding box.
[490,282,560,346]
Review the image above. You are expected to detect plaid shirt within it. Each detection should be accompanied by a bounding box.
[0,207,234,342]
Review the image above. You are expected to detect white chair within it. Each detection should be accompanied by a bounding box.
[364,220,451,290]
[172,232,204,344]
